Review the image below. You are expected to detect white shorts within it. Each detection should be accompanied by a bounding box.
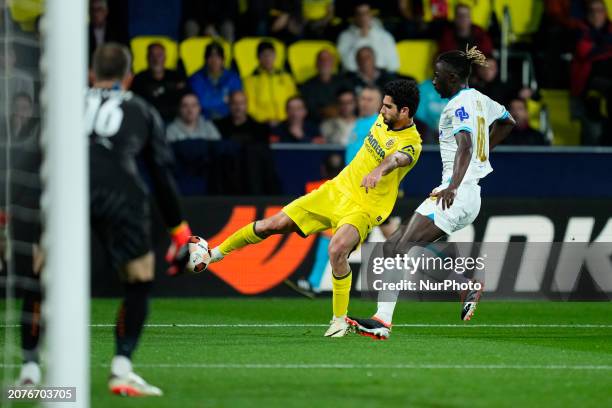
[415,182,481,235]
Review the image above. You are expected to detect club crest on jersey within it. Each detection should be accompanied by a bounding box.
[455,106,469,122]
[385,138,396,149]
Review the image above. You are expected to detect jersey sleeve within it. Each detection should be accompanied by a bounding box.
[485,96,509,127]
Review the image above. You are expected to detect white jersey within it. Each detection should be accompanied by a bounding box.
[438,88,508,184]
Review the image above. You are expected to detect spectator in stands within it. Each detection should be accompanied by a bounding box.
[345,86,382,163]
[321,89,357,145]
[503,98,549,146]
[0,43,35,117]
[188,42,242,121]
[88,0,128,60]
[337,2,400,73]
[416,78,448,143]
[214,91,280,195]
[571,0,612,145]
[181,1,238,42]
[214,90,269,144]
[300,49,349,122]
[344,46,397,94]
[269,0,305,44]
[10,92,34,137]
[438,3,493,57]
[394,0,430,40]
[243,41,298,125]
[130,43,186,123]
[270,96,323,143]
[166,93,221,143]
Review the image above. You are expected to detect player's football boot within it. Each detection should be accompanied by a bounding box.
[324,317,350,337]
[460,280,484,321]
[17,361,41,386]
[345,316,391,340]
[109,372,163,397]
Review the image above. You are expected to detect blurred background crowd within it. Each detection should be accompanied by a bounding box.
[2,0,611,195]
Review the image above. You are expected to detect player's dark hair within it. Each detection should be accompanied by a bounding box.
[93,43,131,81]
[437,45,488,81]
[382,79,419,118]
[257,41,275,57]
[205,42,224,59]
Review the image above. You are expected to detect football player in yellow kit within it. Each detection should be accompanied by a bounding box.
[207,80,422,337]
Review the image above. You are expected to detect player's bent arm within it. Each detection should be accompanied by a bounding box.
[489,115,516,150]
[380,151,414,176]
[448,131,472,189]
[361,152,413,192]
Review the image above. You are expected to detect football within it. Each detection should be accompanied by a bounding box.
[186,236,211,274]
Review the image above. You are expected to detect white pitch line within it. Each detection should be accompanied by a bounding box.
[1,323,612,328]
[0,363,610,370]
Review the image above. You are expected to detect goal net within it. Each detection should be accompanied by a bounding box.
[1,1,89,406]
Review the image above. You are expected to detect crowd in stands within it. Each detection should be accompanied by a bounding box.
[2,0,611,195]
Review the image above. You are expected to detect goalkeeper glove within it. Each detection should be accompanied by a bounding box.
[166,221,192,276]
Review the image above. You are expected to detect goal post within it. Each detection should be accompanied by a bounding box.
[41,0,89,406]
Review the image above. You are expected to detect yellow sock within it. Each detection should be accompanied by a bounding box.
[218,222,264,256]
[332,270,352,318]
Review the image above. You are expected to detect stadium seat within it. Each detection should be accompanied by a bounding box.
[493,0,543,40]
[8,0,44,32]
[233,37,286,78]
[396,40,438,83]
[130,36,178,74]
[179,37,232,77]
[422,0,491,29]
[287,40,339,84]
[540,89,581,145]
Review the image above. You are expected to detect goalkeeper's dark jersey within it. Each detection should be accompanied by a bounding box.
[86,87,181,228]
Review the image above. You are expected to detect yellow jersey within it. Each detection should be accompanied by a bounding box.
[330,114,422,223]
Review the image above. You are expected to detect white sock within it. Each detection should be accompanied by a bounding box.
[19,361,41,385]
[374,302,396,325]
[111,355,132,377]
[210,247,224,262]
[333,315,346,321]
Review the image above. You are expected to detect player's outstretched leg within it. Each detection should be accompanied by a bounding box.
[324,224,360,338]
[348,213,446,340]
[108,253,162,397]
[209,212,297,262]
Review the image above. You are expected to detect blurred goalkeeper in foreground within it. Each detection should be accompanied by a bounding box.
[16,43,192,397]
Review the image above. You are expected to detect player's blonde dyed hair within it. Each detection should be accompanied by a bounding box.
[437,44,489,80]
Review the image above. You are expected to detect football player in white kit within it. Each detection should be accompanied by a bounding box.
[346,46,516,340]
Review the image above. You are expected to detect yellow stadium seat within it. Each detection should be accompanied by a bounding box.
[396,40,438,83]
[540,89,581,145]
[8,0,44,32]
[288,40,339,84]
[494,0,543,39]
[130,36,178,74]
[233,37,286,78]
[179,37,232,77]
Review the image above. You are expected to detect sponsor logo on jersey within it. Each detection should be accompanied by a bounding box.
[366,132,385,160]
[385,138,396,149]
[455,106,469,122]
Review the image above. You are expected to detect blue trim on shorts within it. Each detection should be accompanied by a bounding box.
[426,213,435,221]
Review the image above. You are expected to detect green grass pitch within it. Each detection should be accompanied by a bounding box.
[2,298,612,407]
